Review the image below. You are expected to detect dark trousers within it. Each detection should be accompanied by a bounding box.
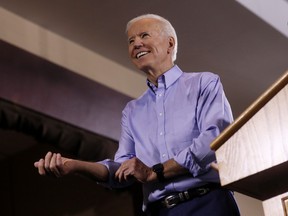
[146,188,240,216]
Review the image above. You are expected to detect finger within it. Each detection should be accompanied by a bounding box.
[56,153,62,166]
[56,153,66,176]
[124,170,132,181]
[116,166,127,182]
[50,153,61,177]
[211,162,219,171]
[34,161,39,168]
[115,168,123,181]
[115,164,125,179]
[44,151,53,171]
[122,166,135,181]
[38,158,46,175]
[115,167,121,178]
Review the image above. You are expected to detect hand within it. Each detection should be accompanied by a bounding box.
[211,162,219,171]
[115,157,155,183]
[34,151,73,178]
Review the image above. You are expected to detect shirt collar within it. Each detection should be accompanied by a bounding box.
[146,65,183,94]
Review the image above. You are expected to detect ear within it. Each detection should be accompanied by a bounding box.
[167,37,175,54]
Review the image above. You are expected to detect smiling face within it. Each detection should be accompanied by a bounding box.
[127,18,175,75]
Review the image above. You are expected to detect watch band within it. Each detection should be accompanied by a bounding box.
[152,163,165,182]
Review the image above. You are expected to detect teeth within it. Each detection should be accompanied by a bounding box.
[136,51,148,59]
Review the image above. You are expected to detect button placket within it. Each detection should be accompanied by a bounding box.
[156,83,164,137]
[155,78,169,162]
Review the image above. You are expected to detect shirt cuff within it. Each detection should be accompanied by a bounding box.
[174,149,210,177]
[97,159,134,188]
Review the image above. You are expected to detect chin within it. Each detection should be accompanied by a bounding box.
[133,63,147,71]
[132,59,153,72]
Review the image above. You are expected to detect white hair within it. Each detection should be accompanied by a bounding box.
[126,14,178,62]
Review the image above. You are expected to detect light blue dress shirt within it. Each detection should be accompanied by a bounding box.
[100,65,233,208]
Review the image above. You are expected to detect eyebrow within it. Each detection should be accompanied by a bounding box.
[128,31,149,42]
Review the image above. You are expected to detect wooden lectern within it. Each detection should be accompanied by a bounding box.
[210,70,288,216]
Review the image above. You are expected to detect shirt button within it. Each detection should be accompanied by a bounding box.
[159,112,163,116]
[158,93,162,97]
[162,154,166,158]
[159,132,163,136]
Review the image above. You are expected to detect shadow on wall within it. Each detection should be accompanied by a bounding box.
[0,40,144,216]
[0,101,144,216]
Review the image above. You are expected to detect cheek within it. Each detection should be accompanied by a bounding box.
[128,48,132,57]
[154,42,168,53]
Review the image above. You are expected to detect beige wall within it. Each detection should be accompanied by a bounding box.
[0,7,265,216]
[0,7,146,99]
[235,193,264,216]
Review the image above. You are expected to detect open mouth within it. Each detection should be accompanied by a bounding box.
[136,51,149,59]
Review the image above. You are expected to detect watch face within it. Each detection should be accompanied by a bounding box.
[153,163,164,172]
[153,163,165,182]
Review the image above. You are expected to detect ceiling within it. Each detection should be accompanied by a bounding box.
[236,0,288,38]
[1,0,288,118]
[0,3,287,212]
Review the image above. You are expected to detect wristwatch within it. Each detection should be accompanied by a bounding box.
[152,163,165,182]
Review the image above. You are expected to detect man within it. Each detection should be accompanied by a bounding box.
[35,14,240,216]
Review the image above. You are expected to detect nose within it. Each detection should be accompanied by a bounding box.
[133,37,143,48]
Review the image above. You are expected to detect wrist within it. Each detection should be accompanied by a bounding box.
[147,168,157,182]
[63,158,76,173]
[152,163,165,182]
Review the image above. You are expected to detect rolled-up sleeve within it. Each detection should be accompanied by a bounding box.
[97,103,136,188]
[174,74,233,177]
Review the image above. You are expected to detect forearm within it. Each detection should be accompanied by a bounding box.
[163,159,190,179]
[68,159,109,182]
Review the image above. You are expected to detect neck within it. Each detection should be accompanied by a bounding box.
[144,64,174,86]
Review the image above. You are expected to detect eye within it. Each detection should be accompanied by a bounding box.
[141,33,150,38]
[128,39,134,45]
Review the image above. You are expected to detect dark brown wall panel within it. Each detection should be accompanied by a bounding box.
[0,40,132,140]
[0,130,143,216]
[0,39,145,215]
